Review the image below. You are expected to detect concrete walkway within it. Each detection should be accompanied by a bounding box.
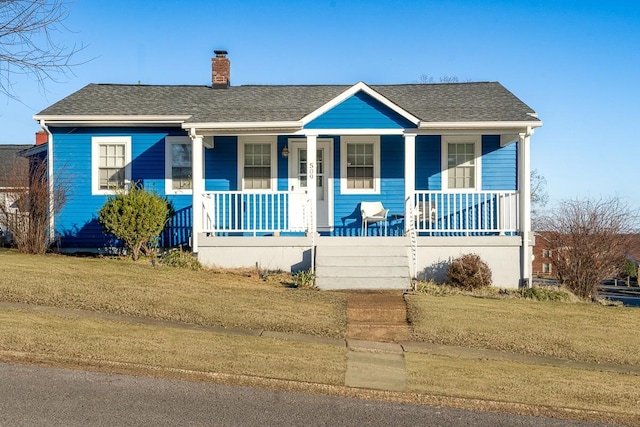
[344,291,410,391]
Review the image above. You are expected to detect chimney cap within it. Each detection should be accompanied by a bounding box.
[214,50,228,57]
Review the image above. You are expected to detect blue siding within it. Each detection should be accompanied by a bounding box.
[205,136,237,191]
[415,135,441,190]
[277,135,292,191]
[481,135,517,191]
[305,91,414,129]
[52,127,191,249]
[332,135,406,236]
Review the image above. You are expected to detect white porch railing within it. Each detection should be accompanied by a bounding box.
[200,190,519,237]
[411,191,519,235]
[202,191,309,235]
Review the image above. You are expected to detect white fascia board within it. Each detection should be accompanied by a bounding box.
[293,128,405,136]
[300,81,421,126]
[185,121,302,130]
[418,120,543,130]
[33,115,191,123]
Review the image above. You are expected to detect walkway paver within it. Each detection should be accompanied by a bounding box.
[346,291,410,342]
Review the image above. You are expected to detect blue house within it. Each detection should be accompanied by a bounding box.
[33,51,542,289]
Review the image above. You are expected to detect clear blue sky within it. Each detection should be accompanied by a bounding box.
[1,0,639,210]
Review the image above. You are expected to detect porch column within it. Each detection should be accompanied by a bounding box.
[190,132,204,253]
[404,132,416,234]
[306,133,318,236]
[518,128,533,287]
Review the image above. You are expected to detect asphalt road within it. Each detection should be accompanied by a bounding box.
[0,362,619,427]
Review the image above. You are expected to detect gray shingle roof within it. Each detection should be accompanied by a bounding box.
[0,145,32,188]
[36,82,539,124]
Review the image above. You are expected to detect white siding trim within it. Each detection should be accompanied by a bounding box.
[237,135,277,191]
[441,135,482,191]
[91,136,132,195]
[164,136,193,195]
[340,135,381,195]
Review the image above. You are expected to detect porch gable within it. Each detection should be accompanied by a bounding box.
[304,91,415,129]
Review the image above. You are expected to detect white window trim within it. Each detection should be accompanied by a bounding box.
[441,135,482,191]
[340,135,380,194]
[165,136,193,195]
[91,136,132,195]
[237,136,277,191]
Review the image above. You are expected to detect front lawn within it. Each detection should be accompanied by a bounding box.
[406,293,640,365]
[0,249,347,338]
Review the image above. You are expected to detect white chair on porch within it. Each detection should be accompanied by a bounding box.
[361,201,389,236]
[413,200,437,230]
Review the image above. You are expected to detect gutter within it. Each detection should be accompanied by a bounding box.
[38,120,55,245]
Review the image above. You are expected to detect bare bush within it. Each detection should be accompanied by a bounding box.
[446,253,493,290]
[536,197,639,299]
[0,157,66,253]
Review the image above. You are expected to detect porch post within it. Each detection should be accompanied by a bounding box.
[404,132,416,234]
[518,128,533,287]
[306,133,318,236]
[190,131,204,253]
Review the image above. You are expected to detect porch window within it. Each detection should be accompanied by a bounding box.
[442,136,481,190]
[91,136,131,195]
[165,136,192,194]
[239,137,276,190]
[340,136,380,194]
[542,263,552,274]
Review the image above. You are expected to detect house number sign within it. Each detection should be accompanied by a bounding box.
[308,163,315,180]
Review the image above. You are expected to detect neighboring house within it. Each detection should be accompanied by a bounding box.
[32,51,542,289]
[0,144,33,243]
[532,231,556,278]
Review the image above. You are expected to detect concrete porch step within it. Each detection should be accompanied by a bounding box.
[315,238,410,291]
[315,265,409,278]
[315,276,409,290]
[316,256,408,267]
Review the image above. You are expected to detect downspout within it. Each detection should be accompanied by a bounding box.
[518,126,534,288]
[189,128,204,254]
[39,120,55,244]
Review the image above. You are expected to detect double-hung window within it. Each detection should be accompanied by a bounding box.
[443,136,480,190]
[239,137,276,190]
[92,136,131,195]
[340,136,380,194]
[165,136,193,194]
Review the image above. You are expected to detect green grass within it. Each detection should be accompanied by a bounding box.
[0,249,347,337]
[406,293,640,365]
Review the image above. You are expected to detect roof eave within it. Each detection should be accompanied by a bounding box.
[418,120,543,130]
[33,115,191,126]
[185,121,303,134]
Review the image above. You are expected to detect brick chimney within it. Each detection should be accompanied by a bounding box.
[35,130,48,145]
[212,50,230,89]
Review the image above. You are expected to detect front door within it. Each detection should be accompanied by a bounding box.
[289,139,333,231]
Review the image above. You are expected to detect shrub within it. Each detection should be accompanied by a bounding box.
[513,285,575,302]
[159,249,202,270]
[98,184,173,261]
[446,253,492,290]
[293,269,315,289]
